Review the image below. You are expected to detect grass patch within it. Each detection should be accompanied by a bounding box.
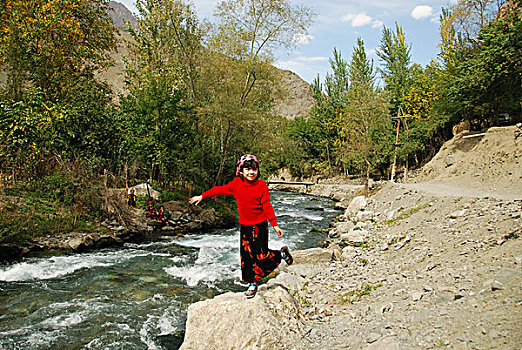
[382,202,429,225]
[292,282,312,308]
[339,283,382,304]
[353,241,371,249]
[0,170,106,244]
[0,201,101,244]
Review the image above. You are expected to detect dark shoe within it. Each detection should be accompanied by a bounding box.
[245,283,257,298]
[281,246,293,265]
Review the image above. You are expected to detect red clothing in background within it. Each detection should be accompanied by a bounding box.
[202,177,278,227]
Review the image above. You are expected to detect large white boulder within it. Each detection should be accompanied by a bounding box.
[292,248,334,265]
[340,230,366,245]
[344,195,368,218]
[130,183,161,201]
[181,285,308,350]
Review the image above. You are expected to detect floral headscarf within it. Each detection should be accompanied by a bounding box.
[236,154,260,177]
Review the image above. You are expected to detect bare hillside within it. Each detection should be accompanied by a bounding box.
[410,126,522,200]
[271,69,314,119]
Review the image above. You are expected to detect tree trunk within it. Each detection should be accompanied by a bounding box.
[214,120,232,186]
[391,151,397,182]
[364,158,371,196]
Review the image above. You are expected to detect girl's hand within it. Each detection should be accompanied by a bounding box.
[273,225,284,238]
[189,195,203,206]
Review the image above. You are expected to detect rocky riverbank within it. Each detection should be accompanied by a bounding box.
[0,188,235,261]
[181,126,522,349]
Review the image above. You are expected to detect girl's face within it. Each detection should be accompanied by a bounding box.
[241,166,259,182]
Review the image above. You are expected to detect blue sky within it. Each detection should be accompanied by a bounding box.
[117,0,456,84]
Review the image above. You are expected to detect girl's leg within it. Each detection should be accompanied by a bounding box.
[240,224,255,283]
[241,221,282,283]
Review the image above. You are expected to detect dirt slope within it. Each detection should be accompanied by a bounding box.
[410,126,522,200]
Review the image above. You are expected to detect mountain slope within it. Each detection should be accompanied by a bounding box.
[103,1,314,118]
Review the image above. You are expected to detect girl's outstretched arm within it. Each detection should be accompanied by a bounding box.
[189,195,203,206]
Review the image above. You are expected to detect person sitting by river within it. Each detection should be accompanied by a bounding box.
[146,201,156,219]
[156,206,169,226]
[127,188,137,207]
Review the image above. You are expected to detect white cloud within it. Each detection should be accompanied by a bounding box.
[371,19,384,28]
[276,56,329,70]
[275,56,330,82]
[352,13,373,27]
[411,5,433,20]
[367,48,377,56]
[293,33,315,45]
[342,12,383,28]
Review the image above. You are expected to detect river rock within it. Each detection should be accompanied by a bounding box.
[448,209,468,219]
[340,231,366,245]
[131,183,161,200]
[292,248,334,265]
[366,336,401,350]
[345,196,368,218]
[267,272,306,291]
[336,221,355,234]
[356,210,374,222]
[181,285,307,350]
[170,211,183,221]
[335,200,352,209]
[67,236,85,251]
[384,209,398,220]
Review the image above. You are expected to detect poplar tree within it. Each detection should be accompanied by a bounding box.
[377,23,413,114]
[340,38,390,181]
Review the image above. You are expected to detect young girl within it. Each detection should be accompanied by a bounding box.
[189,154,293,298]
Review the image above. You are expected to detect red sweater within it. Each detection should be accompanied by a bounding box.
[202,177,278,227]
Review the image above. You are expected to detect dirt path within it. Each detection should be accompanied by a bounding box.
[396,181,522,201]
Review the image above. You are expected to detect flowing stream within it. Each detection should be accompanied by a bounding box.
[0,191,340,349]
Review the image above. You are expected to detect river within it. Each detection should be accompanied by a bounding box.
[0,191,340,349]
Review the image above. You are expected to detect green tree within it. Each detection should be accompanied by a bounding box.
[0,82,117,181]
[339,38,391,181]
[325,48,350,105]
[453,5,522,121]
[436,0,520,126]
[205,0,315,184]
[121,0,198,186]
[377,23,413,114]
[0,0,119,182]
[403,64,439,121]
[299,49,350,174]
[0,0,116,101]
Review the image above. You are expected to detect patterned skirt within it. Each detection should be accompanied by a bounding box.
[239,221,282,283]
